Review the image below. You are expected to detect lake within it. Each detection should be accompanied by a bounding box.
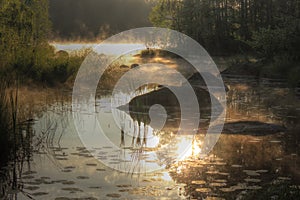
[1,47,299,200]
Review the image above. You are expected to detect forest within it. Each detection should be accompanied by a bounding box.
[150,0,300,84]
[150,0,300,56]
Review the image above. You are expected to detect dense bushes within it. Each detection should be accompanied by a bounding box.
[250,20,300,61]
[0,0,85,85]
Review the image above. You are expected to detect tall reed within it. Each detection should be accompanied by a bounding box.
[0,80,11,166]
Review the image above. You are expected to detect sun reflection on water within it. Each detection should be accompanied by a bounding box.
[176,136,202,161]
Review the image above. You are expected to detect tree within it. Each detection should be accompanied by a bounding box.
[149,0,300,57]
[0,0,51,78]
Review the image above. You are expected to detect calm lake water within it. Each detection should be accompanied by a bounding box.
[1,49,300,200]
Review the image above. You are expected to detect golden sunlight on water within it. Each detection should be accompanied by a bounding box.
[176,137,202,161]
[2,48,299,200]
[51,43,146,55]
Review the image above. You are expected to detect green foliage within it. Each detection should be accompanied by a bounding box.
[250,19,300,60]
[0,0,51,79]
[0,0,85,85]
[149,2,174,28]
[149,0,300,57]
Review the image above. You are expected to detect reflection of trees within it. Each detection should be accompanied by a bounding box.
[128,85,215,133]
[226,81,296,125]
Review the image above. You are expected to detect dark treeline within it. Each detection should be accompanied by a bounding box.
[150,0,300,58]
[49,0,152,40]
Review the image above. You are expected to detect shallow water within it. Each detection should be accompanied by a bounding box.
[1,62,300,199]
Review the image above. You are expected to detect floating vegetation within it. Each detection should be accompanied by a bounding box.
[24,186,40,191]
[88,186,102,189]
[76,176,90,180]
[96,168,106,172]
[191,180,206,185]
[22,175,35,180]
[244,178,261,183]
[23,171,37,175]
[55,197,97,200]
[64,166,76,170]
[86,163,97,166]
[195,188,212,193]
[116,184,132,188]
[119,189,130,192]
[62,181,76,185]
[106,193,121,198]
[61,187,83,193]
[40,176,51,179]
[32,192,49,196]
[243,170,260,176]
[231,165,243,168]
[210,182,227,187]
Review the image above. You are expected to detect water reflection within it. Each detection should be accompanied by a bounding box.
[1,75,299,199]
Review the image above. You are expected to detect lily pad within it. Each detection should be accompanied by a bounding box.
[191,180,206,185]
[32,192,49,196]
[195,188,212,193]
[106,193,121,198]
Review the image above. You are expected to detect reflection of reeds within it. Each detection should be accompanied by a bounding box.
[0,80,11,166]
[126,121,150,175]
[0,80,29,199]
[0,81,39,199]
